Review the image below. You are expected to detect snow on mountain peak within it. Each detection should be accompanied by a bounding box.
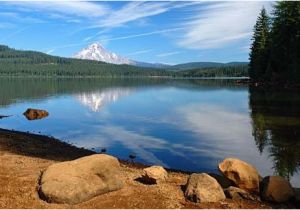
[74,42,133,65]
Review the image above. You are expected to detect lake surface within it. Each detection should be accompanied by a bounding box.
[0,78,299,187]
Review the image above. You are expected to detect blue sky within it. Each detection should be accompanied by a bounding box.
[0,1,272,64]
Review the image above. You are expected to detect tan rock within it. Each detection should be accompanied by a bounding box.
[39,154,123,204]
[141,165,168,184]
[23,108,49,120]
[218,158,260,192]
[261,176,294,203]
[224,186,258,201]
[185,173,226,203]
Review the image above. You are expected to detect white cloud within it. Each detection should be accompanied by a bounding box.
[83,36,93,42]
[178,2,272,49]
[127,49,152,56]
[92,2,174,28]
[42,27,184,52]
[0,26,30,42]
[157,51,182,57]
[0,11,44,24]
[46,49,55,54]
[0,22,14,29]
[5,1,110,19]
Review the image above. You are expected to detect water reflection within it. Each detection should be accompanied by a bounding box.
[249,87,300,180]
[76,88,132,112]
[0,78,299,186]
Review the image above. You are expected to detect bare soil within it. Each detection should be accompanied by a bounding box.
[0,128,296,208]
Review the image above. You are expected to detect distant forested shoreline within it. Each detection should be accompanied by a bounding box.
[0,45,248,78]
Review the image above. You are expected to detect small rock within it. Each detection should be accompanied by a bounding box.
[208,173,234,188]
[185,173,226,203]
[23,108,49,120]
[261,176,294,203]
[141,165,167,184]
[39,154,123,204]
[224,186,258,201]
[218,158,260,192]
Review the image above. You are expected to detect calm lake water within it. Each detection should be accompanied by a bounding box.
[0,78,299,187]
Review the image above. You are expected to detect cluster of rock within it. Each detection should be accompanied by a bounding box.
[184,158,296,204]
[38,155,298,205]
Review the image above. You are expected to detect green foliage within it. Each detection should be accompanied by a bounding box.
[176,65,248,78]
[0,45,248,78]
[249,2,300,83]
[249,7,270,81]
[0,45,171,77]
[268,1,300,82]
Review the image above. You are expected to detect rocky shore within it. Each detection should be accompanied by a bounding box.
[0,128,299,208]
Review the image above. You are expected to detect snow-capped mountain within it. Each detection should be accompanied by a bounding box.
[74,43,170,68]
[74,43,134,65]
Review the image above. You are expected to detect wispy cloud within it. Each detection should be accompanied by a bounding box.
[127,49,152,56]
[5,1,109,19]
[3,1,190,30]
[42,27,184,52]
[0,22,14,29]
[0,26,30,42]
[91,2,174,29]
[157,51,182,57]
[178,2,271,49]
[46,49,55,54]
[100,27,184,42]
[83,36,94,42]
[0,11,44,24]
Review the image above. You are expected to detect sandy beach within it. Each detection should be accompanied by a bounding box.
[0,128,297,209]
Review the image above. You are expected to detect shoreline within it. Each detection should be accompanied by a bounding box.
[0,75,250,80]
[0,128,190,173]
[0,127,297,208]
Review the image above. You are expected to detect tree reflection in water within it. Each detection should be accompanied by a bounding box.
[249,86,300,180]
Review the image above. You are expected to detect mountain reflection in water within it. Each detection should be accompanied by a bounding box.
[76,88,132,112]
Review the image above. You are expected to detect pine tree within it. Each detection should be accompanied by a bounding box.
[249,7,270,81]
[268,1,300,83]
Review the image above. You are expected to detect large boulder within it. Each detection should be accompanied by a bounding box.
[23,108,49,120]
[141,165,168,184]
[260,176,294,203]
[185,173,226,203]
[218,158,260,192]
[38,154,123,204]
[224,186,258,201]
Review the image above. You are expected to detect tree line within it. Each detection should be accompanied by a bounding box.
[0,45,247,78]
[249,1,300,84]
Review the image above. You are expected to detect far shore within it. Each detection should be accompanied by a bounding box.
[0,127,297,208]
[0,75,250,80]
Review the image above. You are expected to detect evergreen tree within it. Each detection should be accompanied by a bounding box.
[249,7,270,81]
[268,1,300,83]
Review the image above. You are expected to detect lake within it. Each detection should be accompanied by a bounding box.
[0,78,299,187]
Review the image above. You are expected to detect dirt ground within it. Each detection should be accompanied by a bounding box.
[0,128,296,209]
